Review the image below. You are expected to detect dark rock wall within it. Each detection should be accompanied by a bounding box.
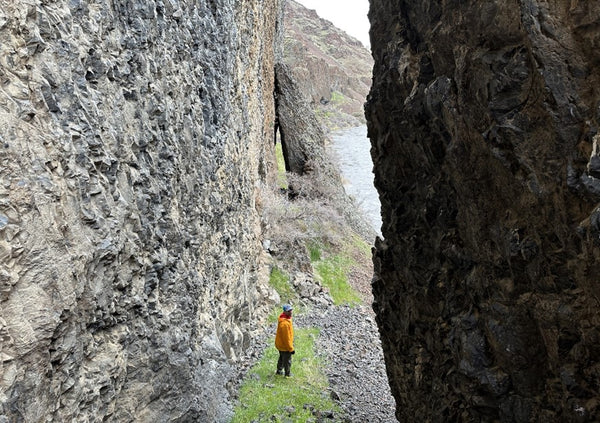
[367,1,600,421]
[0,0,280,421]
[275,62,327,175]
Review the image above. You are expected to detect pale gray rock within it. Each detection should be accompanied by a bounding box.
[0,0,282,421]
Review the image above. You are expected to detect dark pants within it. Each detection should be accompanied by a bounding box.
[276,351,292,376]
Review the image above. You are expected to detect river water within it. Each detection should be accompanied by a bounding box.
[329,125,382,235]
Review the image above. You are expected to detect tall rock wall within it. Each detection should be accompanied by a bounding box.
[367,1,600,421]
[0,0,280,421]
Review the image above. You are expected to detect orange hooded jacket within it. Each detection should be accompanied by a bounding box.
[275,313,294,352]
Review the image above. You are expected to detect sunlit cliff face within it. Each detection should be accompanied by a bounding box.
[0,1,281,421]
[366,1,600,421]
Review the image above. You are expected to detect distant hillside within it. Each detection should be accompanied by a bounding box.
[282,0,373,131]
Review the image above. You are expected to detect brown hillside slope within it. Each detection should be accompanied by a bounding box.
[283,0,373,131]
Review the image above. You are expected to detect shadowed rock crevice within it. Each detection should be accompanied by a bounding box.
[367,1,600,421]
[273,68,296,175]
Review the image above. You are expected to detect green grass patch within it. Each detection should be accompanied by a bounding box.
[232,328,340,423]
[269,266,293,301]
[275,141,288,189]
[330,90,346,105]
[349,233,372,257]
[307,241,322,262]
[268,266,295,322]
[309,241,362,306]
[314,255,361,306]
[315,108,332,120]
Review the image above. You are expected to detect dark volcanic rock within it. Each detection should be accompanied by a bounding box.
[275,62,327,176]
[366,1,600,422]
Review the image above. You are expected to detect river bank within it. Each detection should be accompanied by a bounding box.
[330,126,382,235]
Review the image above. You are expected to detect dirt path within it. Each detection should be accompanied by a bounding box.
[235,247,398,422]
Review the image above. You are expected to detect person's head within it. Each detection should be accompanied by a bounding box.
[282,304,293,316]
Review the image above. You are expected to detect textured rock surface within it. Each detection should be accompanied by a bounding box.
[275,62,326,175]
[0,0,280,421]
[275,61,375,241]
[367,1,600,422]
[282,0,372,131]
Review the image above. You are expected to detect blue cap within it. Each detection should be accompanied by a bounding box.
[282,304,293,312]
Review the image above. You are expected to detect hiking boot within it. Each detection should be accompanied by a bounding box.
[275,371,284,376]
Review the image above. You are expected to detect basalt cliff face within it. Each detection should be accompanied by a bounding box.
[0,0,280,421]
[367,1,600,422]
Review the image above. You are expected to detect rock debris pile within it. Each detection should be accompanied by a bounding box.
[298,305,397,423]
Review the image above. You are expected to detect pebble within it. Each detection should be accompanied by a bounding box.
[297,304,397,422]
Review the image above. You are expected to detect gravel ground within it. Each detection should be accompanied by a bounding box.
[296,304,397,422]
[236,299,398,422]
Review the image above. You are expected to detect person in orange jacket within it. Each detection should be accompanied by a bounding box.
[275,304,295,377]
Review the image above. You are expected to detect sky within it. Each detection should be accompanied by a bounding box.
[295,0,371,48]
